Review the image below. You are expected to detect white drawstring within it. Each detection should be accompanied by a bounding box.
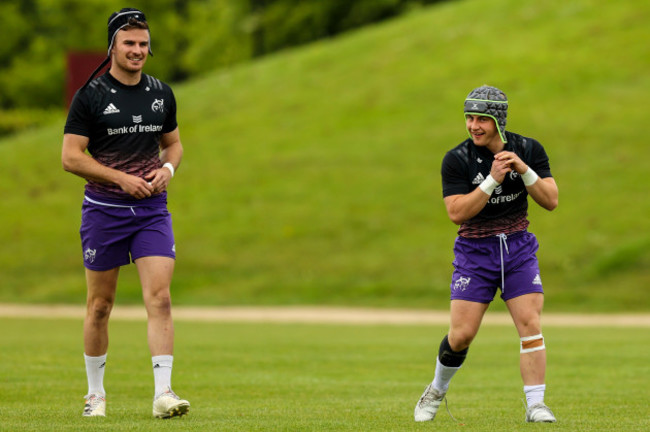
[497,233,509,293]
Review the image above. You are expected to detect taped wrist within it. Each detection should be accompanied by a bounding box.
[162,162,175,177]
[521,167,539,186]
[478,174,500,195]
[438,335,468,367]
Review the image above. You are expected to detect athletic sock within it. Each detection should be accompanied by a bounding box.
[524,384,546,407]
[84,353,107,396]
[152,355,173,397]
[432,357,461,393]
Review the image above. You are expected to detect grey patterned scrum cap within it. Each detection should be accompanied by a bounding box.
[464,85,508,143]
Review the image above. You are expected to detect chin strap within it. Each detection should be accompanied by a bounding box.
[81,56,111,90]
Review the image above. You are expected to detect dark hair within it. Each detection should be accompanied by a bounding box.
[123,17,149,31]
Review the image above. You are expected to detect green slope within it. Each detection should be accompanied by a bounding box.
[1,0,648,311]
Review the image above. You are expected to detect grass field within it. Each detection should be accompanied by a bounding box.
[2,2,648,428]
[1,316,648,431]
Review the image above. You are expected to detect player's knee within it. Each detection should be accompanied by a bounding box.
[517,317,541,334]
[447,330,475,351]
[146,289,172,313]
[438,334,469,367]
[88,297,113,321]
[512,304,543,333]
[520,333,545,354]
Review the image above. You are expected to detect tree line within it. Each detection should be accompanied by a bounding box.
[0,0,446,134]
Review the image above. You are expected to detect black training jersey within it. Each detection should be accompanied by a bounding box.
[64,72,177,201]
[441,131,553,238]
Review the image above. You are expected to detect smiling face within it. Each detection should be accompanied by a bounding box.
[465,114,504,152]
[110,28,150,79]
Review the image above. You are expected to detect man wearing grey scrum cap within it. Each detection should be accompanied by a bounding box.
[414,85,559,423]
[63,8,189,419]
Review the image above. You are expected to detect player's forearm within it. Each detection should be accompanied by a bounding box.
[159,142,183,173]
[159,128,183,172]
[526,177,558,211]
[62,150,125,186]
[444,190,490,225]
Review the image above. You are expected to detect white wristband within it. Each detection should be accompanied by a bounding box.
[478,174,500,195]
[162,162,175,177]
[521,167,538,186]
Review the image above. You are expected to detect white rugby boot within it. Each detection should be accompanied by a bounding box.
[525,402,557,423]
[152,387,190,418]
[82,393,106,417]
[414,384,446,422]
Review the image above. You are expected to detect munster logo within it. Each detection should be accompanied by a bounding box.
[84,248,96,263]
[151,99,164,113]
[453,276,471,292]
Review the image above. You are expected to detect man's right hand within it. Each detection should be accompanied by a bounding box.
[490,157,512,184]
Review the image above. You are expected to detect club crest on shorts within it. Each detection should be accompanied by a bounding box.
[84,248,97,263]
[453,276,471,292]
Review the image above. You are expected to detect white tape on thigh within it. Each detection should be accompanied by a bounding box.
[520,334,545,354]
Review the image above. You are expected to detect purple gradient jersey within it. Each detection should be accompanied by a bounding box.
[64,72,177,202]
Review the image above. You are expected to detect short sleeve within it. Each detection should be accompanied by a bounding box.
[441,150,471,197]
[527,140,552,178]
[162,87,178,134]
[64,89,92,137]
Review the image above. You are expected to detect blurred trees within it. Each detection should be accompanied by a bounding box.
[0,0,446,113]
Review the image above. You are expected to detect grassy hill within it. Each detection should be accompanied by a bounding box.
[1,0,648,311]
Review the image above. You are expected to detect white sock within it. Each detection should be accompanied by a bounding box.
[524,384,546,407]
[432,357,461,393]
[84,353,107,396]
[152,355,173,397]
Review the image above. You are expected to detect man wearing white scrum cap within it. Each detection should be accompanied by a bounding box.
[62,8,189,419]
[414,85,559,423]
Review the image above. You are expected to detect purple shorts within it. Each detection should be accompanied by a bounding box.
[80,196,175,271]
[449,231,544,303]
